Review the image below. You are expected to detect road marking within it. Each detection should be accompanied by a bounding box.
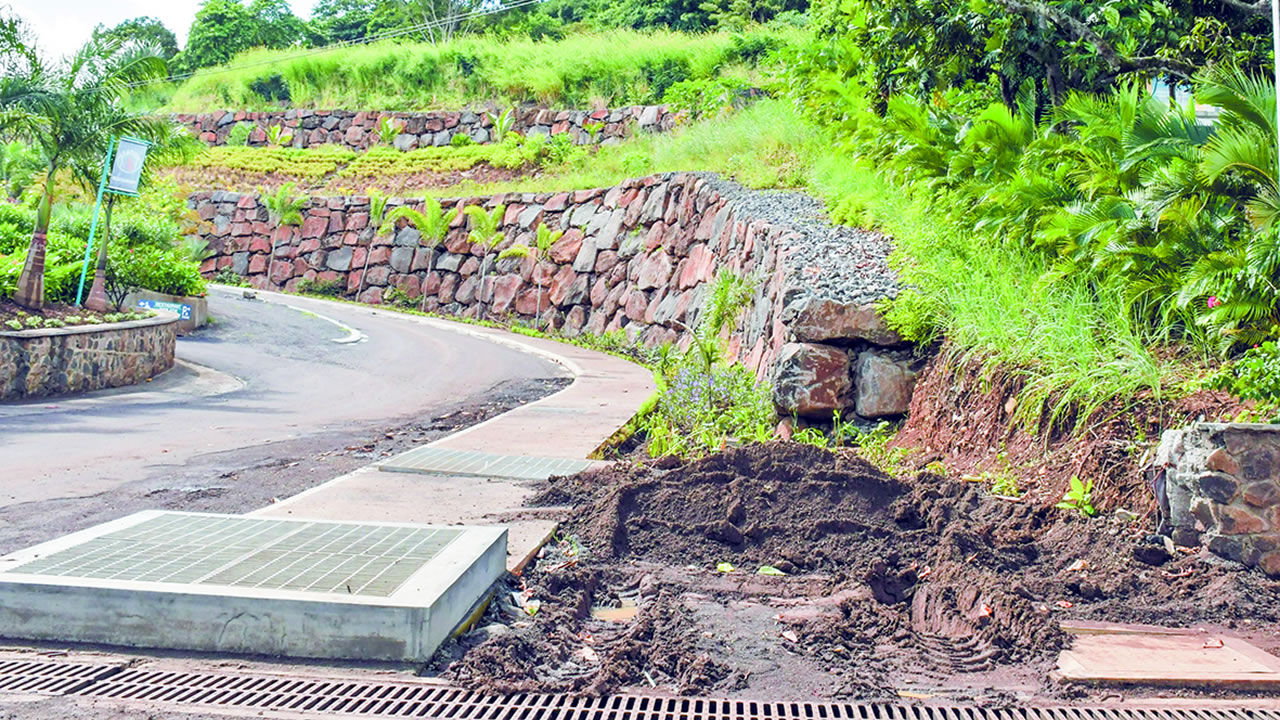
[284,304,366,344]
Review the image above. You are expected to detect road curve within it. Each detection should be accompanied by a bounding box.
[0,286,566,509]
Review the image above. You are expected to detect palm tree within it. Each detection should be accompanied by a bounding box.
[355,188,393,297]
[0,35,169,309]
[261,183,308,288]
[382,195,458,311]
[463,203,506,319]
[498,222,561,328]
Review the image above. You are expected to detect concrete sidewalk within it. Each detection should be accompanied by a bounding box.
[249,291,657,571]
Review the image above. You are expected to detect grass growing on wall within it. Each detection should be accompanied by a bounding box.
[421,98,817,196]
[166,28,801,112]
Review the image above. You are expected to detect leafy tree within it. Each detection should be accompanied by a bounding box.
[248,0,308,50]
[179,0,255,71]
[0,30,171,309]
[92,17,179,60]
[310,0,377,43]
[809,0,1272,110]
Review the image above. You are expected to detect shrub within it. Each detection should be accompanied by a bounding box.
[226,122,255,147]
[297,277,344,296]
[1214,341,1280,401]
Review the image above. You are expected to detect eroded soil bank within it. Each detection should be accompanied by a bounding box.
[432,443,1280,703]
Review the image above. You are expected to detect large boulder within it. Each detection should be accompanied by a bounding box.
[771,343,851,418]
[854,351,918,418]
[784,295,903,346]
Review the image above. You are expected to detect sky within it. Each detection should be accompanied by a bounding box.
[10,0,321,59]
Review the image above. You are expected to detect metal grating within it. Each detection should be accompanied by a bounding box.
[380,447,598,481]
[6,514,462,598]
[61,668,1280,720]
[0,660,122,696]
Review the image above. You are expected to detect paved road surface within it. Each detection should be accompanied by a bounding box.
[0,287,565,510]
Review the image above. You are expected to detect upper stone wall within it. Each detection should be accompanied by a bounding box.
[189,172,912,422]
[178,106,678,150]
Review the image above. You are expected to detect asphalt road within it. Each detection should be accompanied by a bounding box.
[0,288,566,511]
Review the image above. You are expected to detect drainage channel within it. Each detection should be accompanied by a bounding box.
[1,660,1277,720]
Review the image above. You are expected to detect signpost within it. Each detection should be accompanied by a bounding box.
[74,136,152,307]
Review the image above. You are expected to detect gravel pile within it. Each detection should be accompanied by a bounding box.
[693,172,899,307]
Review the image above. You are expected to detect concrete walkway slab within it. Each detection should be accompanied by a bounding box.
[1058,623,1280,689]
[0,511,507,662]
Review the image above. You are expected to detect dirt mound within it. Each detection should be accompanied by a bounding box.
[544,443,907,573]
[435,442,1280,700]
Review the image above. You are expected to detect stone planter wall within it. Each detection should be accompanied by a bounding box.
[1156,423,1280,577]
[178,106,677,150]
[0,312,178,400]
[190,172,914,421]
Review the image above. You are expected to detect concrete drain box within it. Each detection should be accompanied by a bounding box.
[0,511,506,662]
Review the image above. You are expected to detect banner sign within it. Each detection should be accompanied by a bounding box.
[136,298,193,320]
[106,137,151,195]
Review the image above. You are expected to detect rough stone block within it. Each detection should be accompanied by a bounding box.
[1198,472,1240,505]
[853,351,918,419]
[771,343,851,418]
[785,296,903,346]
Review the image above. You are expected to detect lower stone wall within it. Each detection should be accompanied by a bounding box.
[0,314,178,400]
[191,172,914,421]
[1157,423,1280,576]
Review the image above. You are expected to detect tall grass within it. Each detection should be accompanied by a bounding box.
[166,28,801,111]
[805,150,1180,425]
[421,98,816,196]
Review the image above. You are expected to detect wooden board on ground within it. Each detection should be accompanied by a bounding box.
[1058,622,1280,689]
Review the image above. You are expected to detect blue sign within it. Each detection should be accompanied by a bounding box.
[137,298,192,320]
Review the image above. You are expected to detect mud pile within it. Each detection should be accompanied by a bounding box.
[437,443,1280,700]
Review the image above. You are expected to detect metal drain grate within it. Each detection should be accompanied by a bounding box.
[64,668,1280,720]
[0,660,121,695]
[380,447,599,481]
[7,514,463,597]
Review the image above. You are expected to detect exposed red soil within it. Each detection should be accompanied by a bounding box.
[433,443,1280,702]
[894,349,1252,514]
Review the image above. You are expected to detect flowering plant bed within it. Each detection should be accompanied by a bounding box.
[0,301,154,332]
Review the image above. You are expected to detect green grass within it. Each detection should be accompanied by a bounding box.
[804,150,1185,427]
[419,98,817,197]
[166,28,801,112]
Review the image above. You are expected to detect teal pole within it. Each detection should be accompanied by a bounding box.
[74,137,116,307]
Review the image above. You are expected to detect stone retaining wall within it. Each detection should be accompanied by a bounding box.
[190,172,913,421]
[1156,423,1280,577]
[0,313,177,400]
[178,106,677,150]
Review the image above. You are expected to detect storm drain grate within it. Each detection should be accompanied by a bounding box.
[62,669,1280,720]
[0,660,122,695]
[6,514,463,598]
[380,447,599,481]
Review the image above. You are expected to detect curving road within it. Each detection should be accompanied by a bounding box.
[0,287,567,551]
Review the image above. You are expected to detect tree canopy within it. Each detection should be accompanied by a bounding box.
[810,0,1273,110]
[92,17,179,60]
